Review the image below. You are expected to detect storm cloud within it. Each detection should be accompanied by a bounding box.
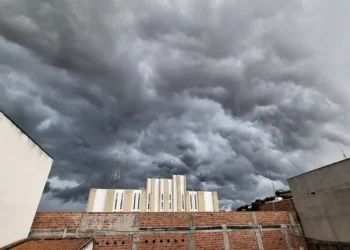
[1,0,350,211]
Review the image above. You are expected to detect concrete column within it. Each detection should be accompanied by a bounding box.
[123,190,133,212]
[104,189,116,212]
[212,192,220,212]
[222,225,230,250]
[132,234,140,250]
[253,212,264,250]
[197,192,205,212]
[86,189,96,212]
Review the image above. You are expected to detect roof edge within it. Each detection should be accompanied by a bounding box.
[0,111,54,160]
[288,157,350,180]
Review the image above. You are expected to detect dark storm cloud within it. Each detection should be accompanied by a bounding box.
[1,0,349,211]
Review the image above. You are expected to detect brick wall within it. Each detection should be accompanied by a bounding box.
[192,212,253,227]
[139,212,189,228]
[139,233,188,250]
[30,212,307,250]
[259,199,295,212]
[228,232,259,249]
[94,235,132,250]
[195,232,225,250]
[31,212,84,229]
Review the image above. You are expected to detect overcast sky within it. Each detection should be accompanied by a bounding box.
[1,0,350,211]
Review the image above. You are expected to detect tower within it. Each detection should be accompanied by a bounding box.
[109,146,123,189]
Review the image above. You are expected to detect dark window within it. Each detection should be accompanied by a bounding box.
[120,193,124,210]
[182,194,184,210]
[148,193,151,210]
[194,194,197,210]
[114,193,119,209]
[190,194,193,210]
[133,193,136,210]
[138,193,141,209]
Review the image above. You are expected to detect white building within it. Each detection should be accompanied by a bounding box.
[87,175,219,212]
[0,111,53,247]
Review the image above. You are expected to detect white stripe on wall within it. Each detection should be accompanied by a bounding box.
[93,189,107,212]
[147,179,151,212]
[180,176,185,211]
[204,192,214,212]
[168,180,172,212]
[155,179,159,212]
[172,175,177,212]
[160,179,164,212]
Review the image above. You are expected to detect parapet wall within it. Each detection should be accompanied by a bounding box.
[30,212,307,249]
[259,199,295,212]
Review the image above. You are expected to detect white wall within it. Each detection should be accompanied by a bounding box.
[204,192,214,212]
[92,189,107,212]
[0,112,53,247]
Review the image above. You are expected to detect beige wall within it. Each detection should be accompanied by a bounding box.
[0,112,53,247]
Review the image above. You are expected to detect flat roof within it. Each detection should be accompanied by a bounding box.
[288,157,350,180]
[0,110,54,159]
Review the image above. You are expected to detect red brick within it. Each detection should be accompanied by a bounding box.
[139,233,188,250]
[195,232,225,250]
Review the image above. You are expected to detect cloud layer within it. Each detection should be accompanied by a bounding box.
[1,0,350,211]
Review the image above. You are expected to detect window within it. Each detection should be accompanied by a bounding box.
[194,194,197,210]
[190,194,193,210]
[169,194,172,210]
[133,193,136,210]
[161,194,164,210]
[182,194,184,210]
[138,193,141,210]
[147,193,151,210]
[120,193,124,210]
[114,193,119,210]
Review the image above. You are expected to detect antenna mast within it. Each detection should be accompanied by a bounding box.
[109,146,122,189]
[341,149,347,159]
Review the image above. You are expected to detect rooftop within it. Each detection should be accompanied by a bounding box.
[0,111,53,159]
[288,157,350,180]
[5,238,93,250]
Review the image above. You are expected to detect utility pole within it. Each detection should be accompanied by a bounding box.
[269,170,276,211]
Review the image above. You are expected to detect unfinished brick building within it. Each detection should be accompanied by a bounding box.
[4,211,308,250]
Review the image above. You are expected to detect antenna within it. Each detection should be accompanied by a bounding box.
[109,144,123,189]
[269,170,276,211]
[341,149,347,159]
[269,170,276,194]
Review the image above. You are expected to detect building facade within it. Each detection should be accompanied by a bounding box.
[86,175,219,212]
[288,158,350,248]
[0,111,53,247]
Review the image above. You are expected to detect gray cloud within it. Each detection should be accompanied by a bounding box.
[1,0,350,211]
